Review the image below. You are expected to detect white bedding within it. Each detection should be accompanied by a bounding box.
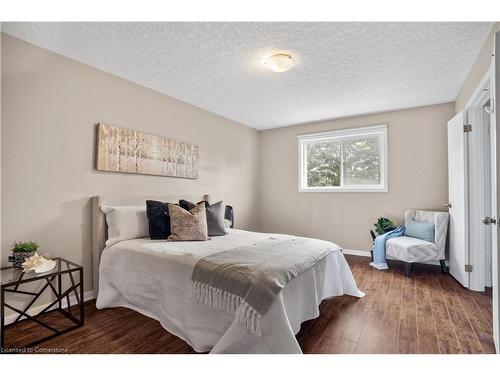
[96,229,364,353]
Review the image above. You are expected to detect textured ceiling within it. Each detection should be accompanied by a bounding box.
[2,22,492,130]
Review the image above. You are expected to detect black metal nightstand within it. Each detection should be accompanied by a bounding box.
[1,258,84,353]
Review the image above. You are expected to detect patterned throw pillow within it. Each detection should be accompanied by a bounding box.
[168,202,209,241]
[179,199,231,236]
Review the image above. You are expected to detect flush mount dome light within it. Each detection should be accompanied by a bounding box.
[264,53,294,72]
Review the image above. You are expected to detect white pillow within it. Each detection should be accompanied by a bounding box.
[102,205,148,247]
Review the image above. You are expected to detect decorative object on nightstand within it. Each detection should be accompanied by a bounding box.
[1,258,84,352]
[7,241,39,270]
[21,253,56,274]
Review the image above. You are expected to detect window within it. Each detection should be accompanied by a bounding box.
[298,125,388,192]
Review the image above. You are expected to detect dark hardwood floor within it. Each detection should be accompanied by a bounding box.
[3,255,495,354]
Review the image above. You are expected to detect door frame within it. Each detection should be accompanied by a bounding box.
[463,46,498,352]
[465,70,492,292]
[492,31,500,353]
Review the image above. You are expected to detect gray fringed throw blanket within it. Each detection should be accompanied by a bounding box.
[191,236,335,336]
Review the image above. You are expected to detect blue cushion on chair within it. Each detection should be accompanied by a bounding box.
[404,220,435,243]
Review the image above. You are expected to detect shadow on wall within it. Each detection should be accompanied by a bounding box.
[33,197,93,292]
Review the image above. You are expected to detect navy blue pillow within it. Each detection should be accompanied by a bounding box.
[179,199,207,211]
[225,205,234,229]
[146,200,173,239]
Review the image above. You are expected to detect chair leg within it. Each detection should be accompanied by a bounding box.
[404,262,413,277]
[440,260,447,274]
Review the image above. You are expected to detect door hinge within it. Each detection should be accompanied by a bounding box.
[464,124,472,132]
[465,264,473,272]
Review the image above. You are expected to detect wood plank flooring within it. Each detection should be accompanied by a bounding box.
[3,255,495,354]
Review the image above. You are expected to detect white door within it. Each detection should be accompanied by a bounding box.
[468,107,491,292]
[490,31,500,353]
[447,111,469,288]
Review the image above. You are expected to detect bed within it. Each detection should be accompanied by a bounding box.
[92,194,364,354]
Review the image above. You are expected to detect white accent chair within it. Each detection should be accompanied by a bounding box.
[385,209,449,277]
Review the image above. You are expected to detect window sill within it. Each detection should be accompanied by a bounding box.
[299,187,388,193]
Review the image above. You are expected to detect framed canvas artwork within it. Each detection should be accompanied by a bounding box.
[96,123,199,179]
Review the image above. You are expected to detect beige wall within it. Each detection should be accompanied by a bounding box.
[455,22,500,112]
[0,27,482,291]
[1,34,260,292]
[258,103,454,252]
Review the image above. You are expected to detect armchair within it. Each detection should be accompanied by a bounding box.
[385,209,449,277]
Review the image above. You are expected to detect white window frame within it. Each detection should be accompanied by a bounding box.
[298,124,388,192]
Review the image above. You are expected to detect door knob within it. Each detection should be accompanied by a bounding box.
[482,216,497,225]
[444,202,452,208]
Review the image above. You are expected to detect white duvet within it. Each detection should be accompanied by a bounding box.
[96,229,364,353]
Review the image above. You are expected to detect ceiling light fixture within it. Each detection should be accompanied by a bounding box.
[264,53,294,73]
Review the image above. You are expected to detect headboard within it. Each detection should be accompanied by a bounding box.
[91,193,209,298]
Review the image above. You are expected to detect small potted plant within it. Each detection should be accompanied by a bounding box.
[8,241,39,270]
[370,217,396,241]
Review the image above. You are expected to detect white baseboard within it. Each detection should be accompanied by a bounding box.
[342,249,371,257]
[4,290,95,325]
